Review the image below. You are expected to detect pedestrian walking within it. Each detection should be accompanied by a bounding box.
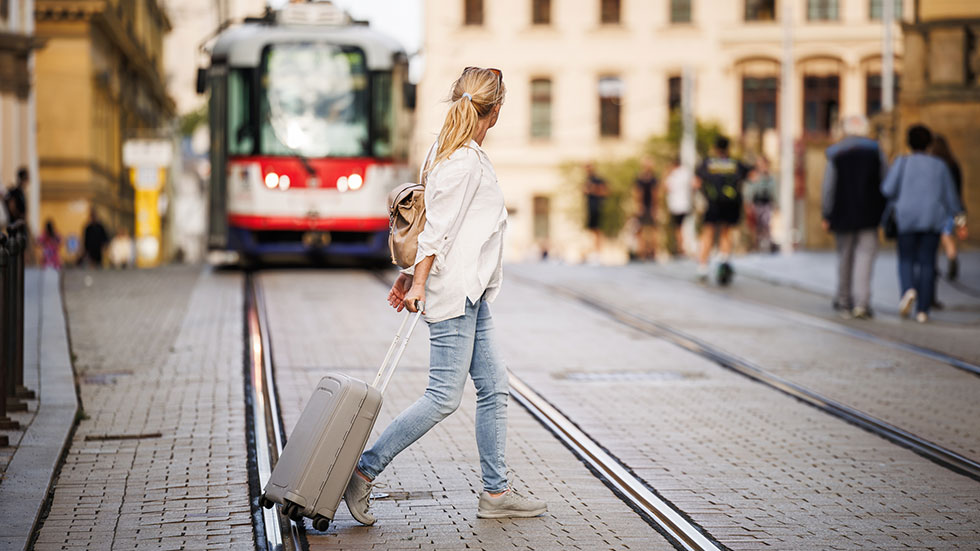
[80,206,110,267]
[931,135,964,281]
[694,136,752,284]
[743,156,776,253]
[344,66,547,524]
[664,157,693,256]
[4,167,28,224]
[38,219,62,270]
[882,124,967,323]
[583,162,608,262]
[820,115,887,320]
[634,157,659,260]
[108,227,135,269]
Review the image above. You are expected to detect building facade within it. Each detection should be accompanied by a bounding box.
[0,0,43,234]
[898,0,979,241]
[35,0,174,256]
[419,0,906,261]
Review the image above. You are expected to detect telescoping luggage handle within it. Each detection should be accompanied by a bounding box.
[372,301,425,394]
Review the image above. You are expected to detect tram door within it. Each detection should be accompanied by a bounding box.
[207,65,229,250]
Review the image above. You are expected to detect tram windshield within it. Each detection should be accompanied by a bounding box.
[260,43,370,158]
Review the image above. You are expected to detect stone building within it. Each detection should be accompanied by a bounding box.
[0,0,43,234]
[899,0,979,240]
[419,0,906,261]
[35,0,175,254]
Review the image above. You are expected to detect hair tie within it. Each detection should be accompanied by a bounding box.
[461,92,472,101]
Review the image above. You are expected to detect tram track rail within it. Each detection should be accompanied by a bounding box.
[244,273,306,551]
[512,274,980,483]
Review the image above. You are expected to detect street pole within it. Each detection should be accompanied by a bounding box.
[779,0,795,255]
[680,65,696,173]
[882,0,895,112]
[26,0,41,238]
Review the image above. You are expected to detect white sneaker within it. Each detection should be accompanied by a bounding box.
[343,471,376,526]
[477,488,547,519]
[899,289,917,318]
[915,312,928,324]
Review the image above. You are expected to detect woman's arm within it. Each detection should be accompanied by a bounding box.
[403,255,434,313]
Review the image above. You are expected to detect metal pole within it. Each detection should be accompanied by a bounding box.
[4,228,27,413]
[779,0,795,255]
[882,0,895,112]
[14,225,34,399]
[680,65,696,172]
[26,0,42,238]
[0,235,20,434]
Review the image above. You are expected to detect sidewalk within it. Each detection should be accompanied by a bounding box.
[735,249,980,324]
[30,267,253,551]
[0,269,78,551]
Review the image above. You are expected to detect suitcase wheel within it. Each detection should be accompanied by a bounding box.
[258,494,274,509]
[282,501,302,521]
[312,515,331,532]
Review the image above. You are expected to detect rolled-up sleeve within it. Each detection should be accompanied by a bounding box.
[413,149,482,274]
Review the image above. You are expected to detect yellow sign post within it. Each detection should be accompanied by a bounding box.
[124,140,173,268]
[130,167,165,268]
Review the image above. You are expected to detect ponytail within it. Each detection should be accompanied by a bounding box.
[429,68,506,171]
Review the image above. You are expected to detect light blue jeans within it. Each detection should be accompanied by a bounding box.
[357,297,509,493]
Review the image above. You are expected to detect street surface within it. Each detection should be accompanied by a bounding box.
[26,257,980,550]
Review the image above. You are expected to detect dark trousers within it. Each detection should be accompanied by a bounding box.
[897,232,940,314]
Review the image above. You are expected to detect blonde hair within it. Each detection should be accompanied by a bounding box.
[430,68,506,170]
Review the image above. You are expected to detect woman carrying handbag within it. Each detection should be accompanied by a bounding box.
[344,67,547,524]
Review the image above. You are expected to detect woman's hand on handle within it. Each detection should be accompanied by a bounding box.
[388,273,413,312]
[404,284,426,314]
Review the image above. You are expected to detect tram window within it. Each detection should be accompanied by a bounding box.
[260,44,370,158]
[228,69,255,155]
[371,72,394,158]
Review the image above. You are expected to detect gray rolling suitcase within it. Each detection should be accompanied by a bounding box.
[259,307,424,531]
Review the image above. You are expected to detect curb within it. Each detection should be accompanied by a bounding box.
[0,269,79,551]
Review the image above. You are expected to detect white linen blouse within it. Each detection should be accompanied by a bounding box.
[404,140,507,323]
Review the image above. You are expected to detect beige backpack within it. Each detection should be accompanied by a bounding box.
[387,143,437,268]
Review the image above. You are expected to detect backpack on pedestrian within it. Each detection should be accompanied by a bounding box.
[387,143,437,268]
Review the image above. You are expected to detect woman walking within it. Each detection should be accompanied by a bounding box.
[38,220,62,270]
[931,135,965,281]
[343,67,547,524]
[882,125,967,323]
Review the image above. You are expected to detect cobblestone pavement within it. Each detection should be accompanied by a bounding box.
[33,267,253,551]
[510,263,980,462]
[649,259,980,366]
[493,264,980,550]
[260,270,674,551]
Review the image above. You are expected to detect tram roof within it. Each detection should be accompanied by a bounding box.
[211,22,406,70]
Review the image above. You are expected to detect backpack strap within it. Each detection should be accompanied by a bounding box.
[419,141,438,186]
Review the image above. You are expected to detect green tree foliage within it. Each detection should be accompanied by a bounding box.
[178,105,208,137]
[561,113,725,238]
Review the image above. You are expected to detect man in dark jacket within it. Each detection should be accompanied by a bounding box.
[821,115,887,319]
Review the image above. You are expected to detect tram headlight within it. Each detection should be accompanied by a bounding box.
[348,173,363,190]
[264,172,279,189]
[279,174,290,190]
[336,176,349,192]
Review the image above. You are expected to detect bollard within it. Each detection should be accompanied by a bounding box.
[3,225,27,413]
[0,234,20,435]
[12,223,34,400]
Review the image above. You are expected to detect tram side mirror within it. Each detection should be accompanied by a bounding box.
[196,68,208,95]
[403,82,416,110]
